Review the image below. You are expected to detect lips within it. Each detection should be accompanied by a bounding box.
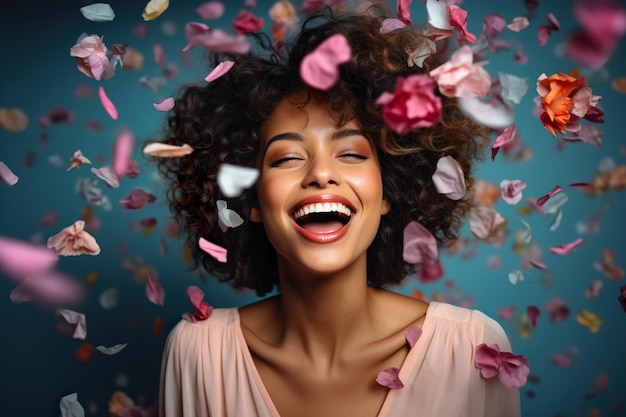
[290,195,354,243]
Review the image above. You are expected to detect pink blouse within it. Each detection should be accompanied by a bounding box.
[159,302,521,417]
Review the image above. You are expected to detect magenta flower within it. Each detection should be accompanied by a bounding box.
[376,74,442,134]
[474,343,530,389]
[232,10,265,34]
[183,285,213,323]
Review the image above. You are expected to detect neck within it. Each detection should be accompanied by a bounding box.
[275,258,378,371]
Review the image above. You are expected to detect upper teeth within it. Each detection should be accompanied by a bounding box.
[293,202,352,220]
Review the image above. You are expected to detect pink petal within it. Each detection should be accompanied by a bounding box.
[153,43,166,66]
[184,285,213,322]
[549,237,584,255]
[112,130,135,180]
[448,5,477,44]
[536,185,563,207]
[146,273,165,306]
[183,22,211,52]
[198,237,227,262]
[195,1,225,20]
[300,33,351,90]
[153,97,175,111]
[474,343,500,379]
[585,279,603,299]
[90,166,120,188]
[551,353,572,368]
[527,305,540,327]
[498,352,530,388]
[380,18,406,34]
[56,309,87,339]
[46,220,101,256]
[402,221,438,264]
[189,28,251,54]
[0,236,59,279]
[396,0,412,24]
[468,206,506,241]
[11,271,85,306]
[205,60,235,82]
[497,306,517,320]
[0,161,19,186]
[432,156,466,200]
[376,367,404,390]
[545,298,570,323]
[500,179,527,205]
[405,326,422,348]
[119,189,157,209]
[530,260,547,270]
[98,86,118,120]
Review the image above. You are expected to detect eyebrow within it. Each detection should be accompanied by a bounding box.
[263,129,366,154]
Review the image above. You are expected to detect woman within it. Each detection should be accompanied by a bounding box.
[151,5,524,417]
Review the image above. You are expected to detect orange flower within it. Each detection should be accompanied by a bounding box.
[536,72,585,137]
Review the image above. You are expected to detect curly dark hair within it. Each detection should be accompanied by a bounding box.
[146,6,489,296]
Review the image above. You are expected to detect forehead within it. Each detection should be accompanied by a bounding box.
[259,90,360,142]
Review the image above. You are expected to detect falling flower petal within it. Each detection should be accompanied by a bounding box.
[0,161,19,186]
[491,124,517,160]
[146,273,165,306]
[0,107,29,132]
[205,60,235,82]
[527,306,540,327]
[507,16,529,32]
[402,221,438,264]
[142,0,169,21]
[380,18,406,34]
[500,179,526,205]
[618,285,626,312]
[545,298,570,323]
[198,237,227,262]
[508,269,525,285]
[90,166,120,189]
[56,309,87,339]
[217,163,259,198]
[80,3,115,22]
[96,343,128,355]
[119,189,156,209]
[139,75,168,92]
[458,96,515,129]
[153,97,175,111]
[47,220,101,256]
[538,13,560,47]
[585,279,603,299]
[66,150,91,171]
[405,326,422,348]
[11,270,85,306]
[143,142,194,157]
[551,353,572,368]
[474,343,530,388]
[99,287,118,309]
[217,200,244,232]
[98,86,118,120]
[469,206,506,241]
[432,156,466,200]
[59,393,85,417]
[448,5,477,44]
[183,285,213,322]
[429,46,491,98]
[497,306,517,320]
[112,130,135,180]
[549,237,584,255]
[196,1,224,19]
[300,33,351,90]
[376,367,404,390]
[536,185,563,207]
[576,309,602,333]
[499,72,529,105]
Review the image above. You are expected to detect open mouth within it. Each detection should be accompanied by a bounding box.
[293,202,352,234]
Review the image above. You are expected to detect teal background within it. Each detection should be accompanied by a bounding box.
[1,0,625,416]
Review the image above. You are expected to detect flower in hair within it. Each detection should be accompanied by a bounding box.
[474,343,530,389]
[376,74,441,134]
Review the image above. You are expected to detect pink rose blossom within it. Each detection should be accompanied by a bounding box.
[70,35,120,80]
[233,10,265,34]
[500,179,527,204]
[376,74,442,134]
[429,46,491,98]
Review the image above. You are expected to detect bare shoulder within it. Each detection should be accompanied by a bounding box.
[238,295,283,343]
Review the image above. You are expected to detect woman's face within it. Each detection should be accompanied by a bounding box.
[253,91,390,277]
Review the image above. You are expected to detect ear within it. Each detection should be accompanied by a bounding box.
[381,199,390,216]
[250,207,263,223]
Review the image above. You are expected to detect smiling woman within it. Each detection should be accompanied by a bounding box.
[147,4,524,417]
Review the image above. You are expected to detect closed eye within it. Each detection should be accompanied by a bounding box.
[269,156,303,167]
[339,153,368,161]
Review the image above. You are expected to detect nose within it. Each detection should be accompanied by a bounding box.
[302,156,341,188]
